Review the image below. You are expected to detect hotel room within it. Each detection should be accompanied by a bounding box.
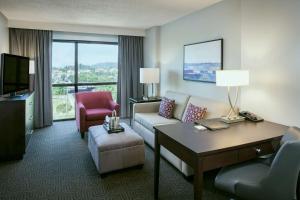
[0,0,299,199]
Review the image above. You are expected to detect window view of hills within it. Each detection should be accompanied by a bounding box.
[52,42,118,120]
[52,63,118,84]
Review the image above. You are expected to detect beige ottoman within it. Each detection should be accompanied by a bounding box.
[88,122,145,175]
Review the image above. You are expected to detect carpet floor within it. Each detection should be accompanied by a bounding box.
[0,120,231,200]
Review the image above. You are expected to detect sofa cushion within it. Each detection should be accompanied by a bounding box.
[86,108,112,121]
[158,97,175,119]
[182,96,230,121]
[183,103,207,122]
[135,113,179,132]
[165,91,190,120]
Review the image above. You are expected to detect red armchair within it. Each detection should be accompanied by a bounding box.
[75,91,120,138]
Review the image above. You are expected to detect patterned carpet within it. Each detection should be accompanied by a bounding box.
[0,120,231,200]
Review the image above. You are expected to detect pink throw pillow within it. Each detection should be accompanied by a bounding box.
[183,103,207,122]
[159,97,175,119]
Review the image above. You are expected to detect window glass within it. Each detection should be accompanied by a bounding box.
[52,42,75,84]
[78,43,118,83]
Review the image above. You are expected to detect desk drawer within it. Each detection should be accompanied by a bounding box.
[203,150,238,171]
[238,142,274,162]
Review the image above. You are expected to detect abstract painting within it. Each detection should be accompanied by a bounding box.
[183,39,223,83]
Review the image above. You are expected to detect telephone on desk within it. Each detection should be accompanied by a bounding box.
[239,111,264,122]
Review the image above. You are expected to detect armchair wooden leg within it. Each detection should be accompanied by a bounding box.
[80,132,84,139]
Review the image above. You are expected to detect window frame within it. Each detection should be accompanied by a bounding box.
[52,39,118,121]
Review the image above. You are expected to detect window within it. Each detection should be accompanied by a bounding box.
[52,41,118,120]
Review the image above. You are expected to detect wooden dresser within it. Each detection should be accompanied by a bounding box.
[0,92,34,160]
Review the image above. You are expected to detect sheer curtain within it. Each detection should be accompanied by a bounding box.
[9,28,53,128]
[117,35,143,118]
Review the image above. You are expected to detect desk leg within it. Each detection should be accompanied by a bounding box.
[154,130,160,199]
[194,158,203,200]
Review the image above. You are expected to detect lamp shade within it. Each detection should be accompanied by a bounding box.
[216,70,249,87]
[140,68,160,84]
[29,60,35,74]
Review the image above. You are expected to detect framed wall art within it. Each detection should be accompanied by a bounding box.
[183,39,223,83]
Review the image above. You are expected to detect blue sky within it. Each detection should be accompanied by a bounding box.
[52,42,118,67]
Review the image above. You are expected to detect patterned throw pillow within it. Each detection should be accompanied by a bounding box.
[183,103,207,123]
[158,97,175,119]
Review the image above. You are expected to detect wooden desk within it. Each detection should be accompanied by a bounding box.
[154,120,288,200]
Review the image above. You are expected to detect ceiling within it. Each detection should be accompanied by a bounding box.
[0,0,222,29]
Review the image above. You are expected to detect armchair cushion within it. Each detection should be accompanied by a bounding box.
[86,108,113,121]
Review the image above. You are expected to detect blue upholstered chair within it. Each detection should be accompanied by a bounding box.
[215,127,300,200]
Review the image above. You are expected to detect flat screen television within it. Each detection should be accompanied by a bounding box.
[1,53,30,96]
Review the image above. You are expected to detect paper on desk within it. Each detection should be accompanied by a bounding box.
[194,125,207,130]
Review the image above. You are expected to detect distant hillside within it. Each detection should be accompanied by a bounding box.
[53,62,117,69]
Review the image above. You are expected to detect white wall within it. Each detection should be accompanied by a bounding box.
[240,0,300,127]
[0,12,9,55]
[157,0,241,102]
[144,26,160,68]
[143,26,161,96]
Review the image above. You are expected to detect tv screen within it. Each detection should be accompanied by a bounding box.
[1,54,30,95]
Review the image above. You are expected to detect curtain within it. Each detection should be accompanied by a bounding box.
[117,35,143,118]
[9,28,53,128]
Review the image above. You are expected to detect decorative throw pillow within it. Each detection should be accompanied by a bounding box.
[183,103,207,123]
[159,97,175,119]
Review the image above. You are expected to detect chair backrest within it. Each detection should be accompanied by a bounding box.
[261,127,300,200]
[280,126,300,145]
[75,91,113,109]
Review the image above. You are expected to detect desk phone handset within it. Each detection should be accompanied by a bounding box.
[239,111,264,122]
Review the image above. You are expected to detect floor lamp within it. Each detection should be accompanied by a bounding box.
[216,70,249,123]
[140,68,160,100]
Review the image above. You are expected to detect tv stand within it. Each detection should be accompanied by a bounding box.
[5,92,25,98]
[0,92,34,160]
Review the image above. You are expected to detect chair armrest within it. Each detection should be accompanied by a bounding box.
[109,100,120,115]
[133,102,161,115]
[76,102,87,132]
[77,102,86,117]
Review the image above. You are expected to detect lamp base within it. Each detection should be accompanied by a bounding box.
[221,116,245,124]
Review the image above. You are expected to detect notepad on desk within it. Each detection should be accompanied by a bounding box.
[195,118,229,131]
[194,125,207,130]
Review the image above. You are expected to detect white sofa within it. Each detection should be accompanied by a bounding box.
[132,91,231,176]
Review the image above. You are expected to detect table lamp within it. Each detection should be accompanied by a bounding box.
[29,60,35,75]
[140,68,160,99]
[216,70,249,123]
[29,60,35,92]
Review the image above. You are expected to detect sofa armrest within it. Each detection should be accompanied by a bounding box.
[133,102,161,116]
